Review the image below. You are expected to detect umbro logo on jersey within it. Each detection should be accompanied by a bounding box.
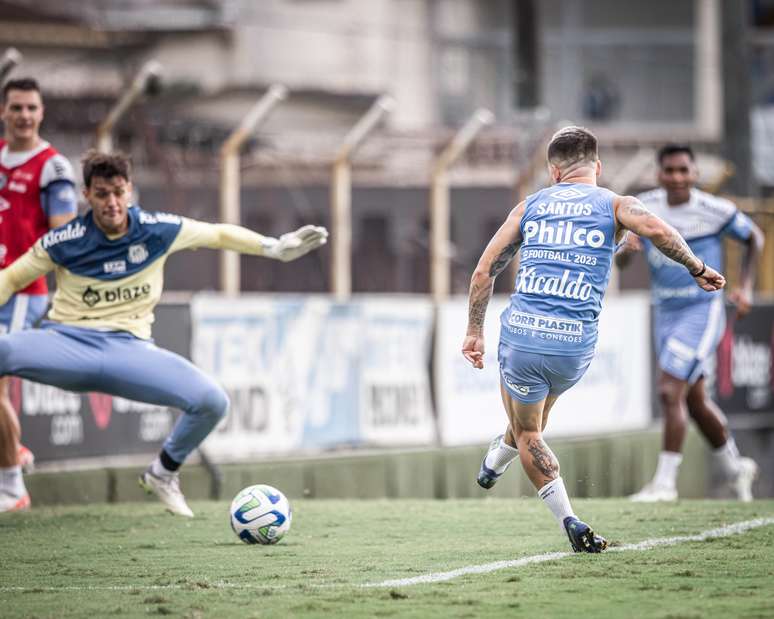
[550,187,587,200]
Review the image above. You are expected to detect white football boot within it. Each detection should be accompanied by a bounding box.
[629,482,678,502]
[0,490,30,513]
[139,469,194,518]
[729,457,758,502]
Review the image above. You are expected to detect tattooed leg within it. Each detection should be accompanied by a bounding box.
[519,434,560,489]
[499,385,559,489]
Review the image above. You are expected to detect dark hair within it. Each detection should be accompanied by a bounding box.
[2,77,42,103]
[657,144,694,165]
[547,126,598,167]
[81,150,132,188]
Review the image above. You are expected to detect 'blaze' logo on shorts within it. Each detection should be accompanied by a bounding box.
[82,283,151,307]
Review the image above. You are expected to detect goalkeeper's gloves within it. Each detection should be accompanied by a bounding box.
[263,225,328,262]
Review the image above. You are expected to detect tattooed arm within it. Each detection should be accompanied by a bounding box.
[614,195,726,292]
[462,202,525,369]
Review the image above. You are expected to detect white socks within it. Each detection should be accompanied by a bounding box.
[150,457,175,479]
[538,477,576,527]
[0,465,26,497]
[484,436,519,474]
[712,437,741,480]
[653,451,683,489]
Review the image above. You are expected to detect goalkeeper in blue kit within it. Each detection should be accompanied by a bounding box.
[0,150,328,516]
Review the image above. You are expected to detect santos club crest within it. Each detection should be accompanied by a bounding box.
[128,243,149,264]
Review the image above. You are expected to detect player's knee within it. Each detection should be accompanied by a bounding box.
[657,380,685,411]
[200,384,229,420]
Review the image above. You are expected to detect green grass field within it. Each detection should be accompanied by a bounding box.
[2,499,773,619]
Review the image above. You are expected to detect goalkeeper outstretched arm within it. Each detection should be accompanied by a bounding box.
[170,220,328,261]
[0,244,55,307]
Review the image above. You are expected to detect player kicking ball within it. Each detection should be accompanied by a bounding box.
[0,150,327,517]
[462,127,725,553]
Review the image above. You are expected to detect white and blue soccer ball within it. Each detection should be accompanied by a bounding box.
[230,484,292,545]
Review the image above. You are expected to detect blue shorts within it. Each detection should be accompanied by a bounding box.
[0,294,48,334]
[0,322,229,463]
[498,341,594,403]
[653,296,726,384]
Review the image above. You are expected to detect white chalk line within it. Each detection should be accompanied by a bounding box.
[366,516,774,588]
[1,517,772,594]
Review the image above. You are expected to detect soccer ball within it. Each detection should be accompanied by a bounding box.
[229,484,292,545]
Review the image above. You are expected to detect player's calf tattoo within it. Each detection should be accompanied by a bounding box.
[527,437,559,482]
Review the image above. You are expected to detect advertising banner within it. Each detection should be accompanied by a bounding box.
[17,303,191,464]
[191,295,436,460]
[435,293,652,446]
[707,304,774,414]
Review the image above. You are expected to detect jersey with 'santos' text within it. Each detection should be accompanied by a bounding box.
[500,183,617,356]
[637,188,753,310]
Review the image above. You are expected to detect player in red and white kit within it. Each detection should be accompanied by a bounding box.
[0,78,77,512]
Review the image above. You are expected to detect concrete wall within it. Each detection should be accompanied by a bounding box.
[23,428,731,506]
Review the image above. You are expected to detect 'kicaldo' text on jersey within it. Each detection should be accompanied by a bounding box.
[500,183,617,356]
[637,188,753,310]
[28,206,221,339]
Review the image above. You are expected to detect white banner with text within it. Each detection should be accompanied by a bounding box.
[192,295,436,460]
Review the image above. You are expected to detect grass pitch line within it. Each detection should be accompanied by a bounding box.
[364,516,774,588]
[1,517,771,594]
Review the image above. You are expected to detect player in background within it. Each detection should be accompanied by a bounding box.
[0,78,77,512]
[618,145,764,502]
[0,150,327,517]
[462,127,725,552]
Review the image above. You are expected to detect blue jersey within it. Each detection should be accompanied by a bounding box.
[500,183,617,356]
[637,188,753,310]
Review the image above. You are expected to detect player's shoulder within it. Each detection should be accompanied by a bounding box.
[635,187,666,207]
[135,206,183,228]
[39,213,88,252]
[693,189,737,220]
[40,149,76,186]
[133,206,184,248]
